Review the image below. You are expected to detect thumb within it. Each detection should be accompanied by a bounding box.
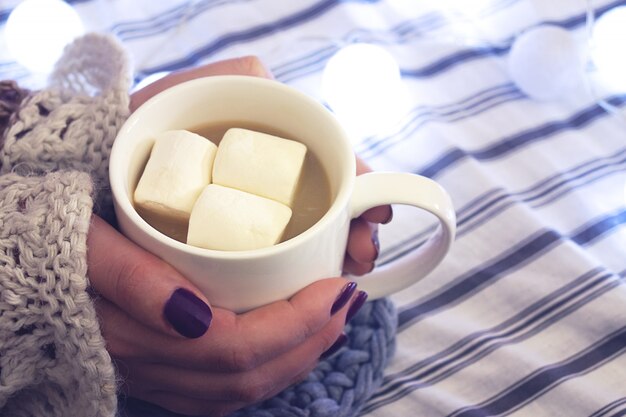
[87,215,213,339]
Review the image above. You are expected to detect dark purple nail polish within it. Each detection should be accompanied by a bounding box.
[372,230,380,260]
[345,290,368,324]
[320,333,348,359]
[331,281,357,316]
[163,288,213,339]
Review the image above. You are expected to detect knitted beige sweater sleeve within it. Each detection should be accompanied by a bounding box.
[0,34,131,417]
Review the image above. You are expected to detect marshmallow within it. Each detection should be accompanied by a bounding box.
[187,184,292,251]
[134,130,217,221]
[212,128,307,206]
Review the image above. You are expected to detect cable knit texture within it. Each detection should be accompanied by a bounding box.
[0,34,130,417]
[0,34,131,223]
[0,171,116,417]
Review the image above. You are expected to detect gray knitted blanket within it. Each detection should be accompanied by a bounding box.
[0,34,129,417]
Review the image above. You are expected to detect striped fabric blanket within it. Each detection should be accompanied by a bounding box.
[1,0,625,416]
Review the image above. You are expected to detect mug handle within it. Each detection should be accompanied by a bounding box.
[349,172,457,299]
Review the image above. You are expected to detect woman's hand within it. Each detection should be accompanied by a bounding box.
[88,216,359,416]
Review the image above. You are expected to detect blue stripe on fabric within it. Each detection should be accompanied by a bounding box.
[408,148,626,254]
[132,3,451,84]
[277,0,624,85]
[397,210,626,330]
[113,0,255,41]
[137,0,382,76]
[379,147,626,265]
[372,281,626,410]
[274,47,339,84]
[590,398,626,417]
[363,270,623,413]
[401,0,626,79]
[0,9,9,22]
[571,209,626,245]
[276,0,615,84]
[273,10,452,82]
[413,95,626,179]
[133,0,518,82]
[382,163,626,267]
[447,326,626,417]
[523,165,626,210]
[378,268,607,389]
[358,90,525,160]
[272,44,338,80]
[473,101,624,161]
[0,61,19,68]
[355,83,521,154]
[135,0,528,82]
[386,10,444,37]
[385,266,601,376]
[397,230,561,328]
[401,45,509,78]
[110,1,199,37]
[302,0,517,55]
[359,91,626,162]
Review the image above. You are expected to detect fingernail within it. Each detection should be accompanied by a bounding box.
[372,230,380,260]
[320,333,348,359]
[345,290,368,324]
[164,288,213,339]
[331,281,357,316]
[382,207,394,224]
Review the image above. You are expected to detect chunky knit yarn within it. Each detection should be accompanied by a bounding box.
[0,34,130,417]
[0,172,116,417]
[0,33,131,223]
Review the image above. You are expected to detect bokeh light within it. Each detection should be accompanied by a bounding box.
[591,6,626,91]
[5,0,84,74]
[322,43,409,141]
[508,25,585,101]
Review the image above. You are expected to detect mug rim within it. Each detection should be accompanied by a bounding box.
[110,75,355,260]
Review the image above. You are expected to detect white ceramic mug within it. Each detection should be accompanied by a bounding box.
[110,76,456,313]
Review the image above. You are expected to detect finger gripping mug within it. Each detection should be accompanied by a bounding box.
[110,76,456,312]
